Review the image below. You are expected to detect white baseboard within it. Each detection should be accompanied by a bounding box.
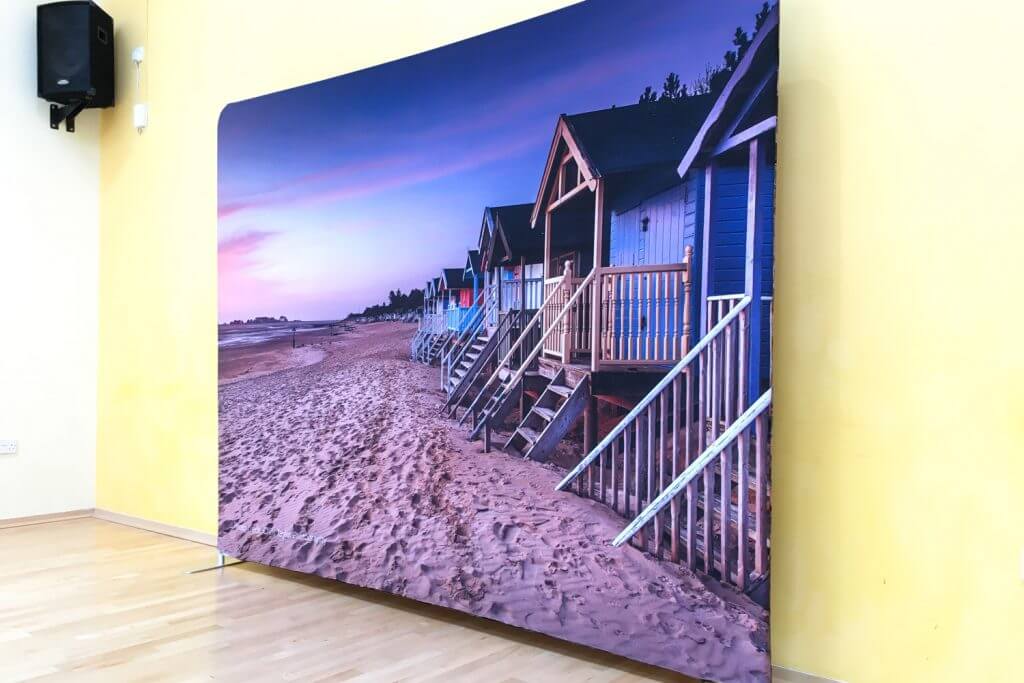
[773,665,843,683]
[92,508,216,547]
[0,508,95,529]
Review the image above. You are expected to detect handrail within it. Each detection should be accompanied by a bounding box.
[612,387,772,547]
[444,308,521,415]
[442,297,494,392]
[459,270,573,425]
[462,264,594,429]
[601,262,688,275]
[442,298,488,370]
[707,293,773,302]
[555,295,752,491]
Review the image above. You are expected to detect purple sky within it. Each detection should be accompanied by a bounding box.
[218,0,766,322]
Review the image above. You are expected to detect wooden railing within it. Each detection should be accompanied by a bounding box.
[446,306,474,332]
[442,298,493,395]
[542,271,591,362]
[708,292,774,388]
[596,248,692,368]
[461,264,596,437]
[612,389,771,591]
[498,277,544,313]
[421,311,443,335]
[556,298,760,584]
[445,309,520,419]
[485,282,499,328]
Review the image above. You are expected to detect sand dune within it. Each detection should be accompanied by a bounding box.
[219,321,769,682]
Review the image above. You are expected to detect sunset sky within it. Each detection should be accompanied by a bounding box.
[218,0,764,322]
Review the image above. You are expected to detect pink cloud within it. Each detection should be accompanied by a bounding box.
[218,230,282,321]
[218,131,542,219]
[218,154,411,219]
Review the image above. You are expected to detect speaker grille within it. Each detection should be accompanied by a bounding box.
[38,2,113,106]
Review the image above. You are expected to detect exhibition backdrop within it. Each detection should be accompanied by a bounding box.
[218,2,778,680]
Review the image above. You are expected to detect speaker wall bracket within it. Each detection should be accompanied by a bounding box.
[50,100,87,132]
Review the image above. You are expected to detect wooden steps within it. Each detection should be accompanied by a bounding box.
[532,406,556,422]
[504,369,591,463]
[445,327,502,418]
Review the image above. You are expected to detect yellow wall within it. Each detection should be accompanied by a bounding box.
[772,2,1024,681]
[97,1,1024,680]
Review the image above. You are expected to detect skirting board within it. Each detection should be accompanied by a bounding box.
[0,508,95,529]
[773,665,844,683]
[93,509,216,547]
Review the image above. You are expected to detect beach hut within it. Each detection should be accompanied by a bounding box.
[481,204,545,321]
[556,7,779,596]
[410,277,435,360]
[416,276,449,363]
[444,204,547,417]
[464,95,715,463]
[439,250,490,390]
[440,267,473,333]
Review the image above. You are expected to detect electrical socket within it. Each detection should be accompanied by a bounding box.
[0,440,17,455]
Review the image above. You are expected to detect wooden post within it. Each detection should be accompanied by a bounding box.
[699,164,714,336]
[745,138,767,407]
[591,179,605,372]
[544,209,553,281]
[561,260,573,364]
[583,395,598,455]
[520,255,527,318]
[683,245,693,350]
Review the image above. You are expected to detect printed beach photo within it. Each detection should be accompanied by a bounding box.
[218,2,778,680]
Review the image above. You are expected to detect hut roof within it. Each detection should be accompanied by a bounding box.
[677,6,779,178]
[489,203,542,265]
[441,268,468,290]
[564,97,713,178]
[465,249,482,275]
[531,95,714,225]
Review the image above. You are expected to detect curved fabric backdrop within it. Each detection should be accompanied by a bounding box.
[218,2,778,680]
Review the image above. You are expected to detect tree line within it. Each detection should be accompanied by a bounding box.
[350,288,425,319]
[638,2,773,105]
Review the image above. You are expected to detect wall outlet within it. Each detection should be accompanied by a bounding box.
[0,440,17,455]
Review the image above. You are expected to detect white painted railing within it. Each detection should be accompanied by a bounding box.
[612,389,771,591]
[596,248,692,368]
[556,297,761,584]
[462,262,595,437]
[442,297,493,394]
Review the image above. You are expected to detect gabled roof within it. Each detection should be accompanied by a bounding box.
[465,249,482,276]
[532,96,714,225]
[440,268,468,290]
[566,97,714,176]
[478,213,492,254]
[426,277,441,298]
[490,203,542,265]
[677,5,779,178]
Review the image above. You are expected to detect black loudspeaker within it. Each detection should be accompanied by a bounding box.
[37,1,114,131]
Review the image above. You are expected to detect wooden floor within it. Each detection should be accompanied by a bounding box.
[0,518,695,682]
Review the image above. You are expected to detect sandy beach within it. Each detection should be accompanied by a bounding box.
[219,321,769,682]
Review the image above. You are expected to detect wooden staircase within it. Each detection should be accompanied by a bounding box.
[461,267,596,444]
[445,329,494,405]
[423,331,452,365]
[445,310,520,418]
[504,368,590,462]
[466,370,521,440]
